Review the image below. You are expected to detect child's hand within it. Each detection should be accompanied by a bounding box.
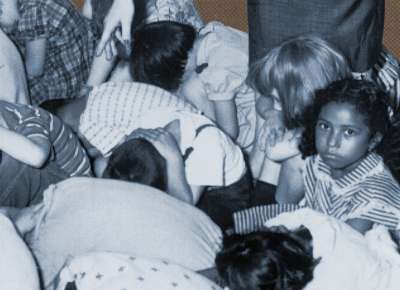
[258,109,286,150]
[128,128,182,163]
[96,0,135,59]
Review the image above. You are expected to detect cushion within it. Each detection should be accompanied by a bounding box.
[56,252,223,290]
[26,177,222,289]
[0,213,39,290]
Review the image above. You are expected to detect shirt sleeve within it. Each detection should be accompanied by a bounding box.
[348,173,400,229]
[185,129,225,186]
[12,105,50,141]
[16,3,47,40]
[197,22,249,101]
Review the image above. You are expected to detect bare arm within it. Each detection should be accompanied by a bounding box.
[0,126,50,167]
[275,155,305,204]
[25,38,47,78]
[346,218,373,234]
[213,99,238,139]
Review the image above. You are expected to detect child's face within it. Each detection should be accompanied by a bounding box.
[0,0,19,30]
[315,101,373,177]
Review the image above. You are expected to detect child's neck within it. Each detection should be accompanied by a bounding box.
[329,154,369,179]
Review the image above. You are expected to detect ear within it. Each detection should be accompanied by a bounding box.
[368,132,383,151]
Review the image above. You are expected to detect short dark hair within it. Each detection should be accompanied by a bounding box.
[130,21,196,92]
[216,227,319,290]
[102,138,167,191]
[299,78,391,158]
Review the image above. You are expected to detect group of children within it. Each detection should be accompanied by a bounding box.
[1,0,400,289]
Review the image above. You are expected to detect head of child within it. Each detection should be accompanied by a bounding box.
[248,35,351,129]
[0,0,19,31]
[300,78,390,177]
[215,227,319,290]
[102,138,168,192]
[130,21,197,92]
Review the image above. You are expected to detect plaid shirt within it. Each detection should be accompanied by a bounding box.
[10,0,99,105]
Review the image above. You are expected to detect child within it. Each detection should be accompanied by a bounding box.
[0,100,92,206]
[103,138,168,192]
[247,36,351,202]
[217,208,400,290]
[130,21,257,152]
[297,79,400,233]
[95,110,250,229]
[0,0,99,105]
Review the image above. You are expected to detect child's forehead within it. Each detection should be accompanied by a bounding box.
[320,101,368,126]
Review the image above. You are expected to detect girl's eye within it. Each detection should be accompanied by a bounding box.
[344,128,356,136]
[317,122,329,130]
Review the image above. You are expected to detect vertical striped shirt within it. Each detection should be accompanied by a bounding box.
[0,101,91,177]
[304,153,400,229]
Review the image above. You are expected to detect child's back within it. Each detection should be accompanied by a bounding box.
[7,0,98,105]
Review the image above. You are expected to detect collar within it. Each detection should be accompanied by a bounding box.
[316,152,383,190]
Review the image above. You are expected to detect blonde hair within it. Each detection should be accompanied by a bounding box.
[248,35,351,129]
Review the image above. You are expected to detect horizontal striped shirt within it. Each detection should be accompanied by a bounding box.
[0,101,91,177]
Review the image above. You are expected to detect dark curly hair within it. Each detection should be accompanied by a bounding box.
[102,138,167,191]
[130,21,196,92]
[299,78,391,158]
[216,227,320,290]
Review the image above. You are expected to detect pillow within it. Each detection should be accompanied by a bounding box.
[26,177,222,290]
[56,252,223,290]
[0,213,39,290]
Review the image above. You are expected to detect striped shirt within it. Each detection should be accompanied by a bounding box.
[0,101,91,177]
[304,153,400,229]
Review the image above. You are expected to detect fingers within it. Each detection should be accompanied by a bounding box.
[96,21,115,56]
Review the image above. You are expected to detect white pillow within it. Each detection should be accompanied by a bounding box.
[0,213,39,290]
[26,177,222,289]
[56,252,222,290]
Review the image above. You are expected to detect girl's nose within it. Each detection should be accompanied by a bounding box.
[328,130,341,148]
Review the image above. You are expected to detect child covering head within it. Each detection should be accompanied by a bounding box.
[298,78,400,233]
[102,138,167,192]
[247,35,351,199]
[130,20,257,152]
[0,0,99,105]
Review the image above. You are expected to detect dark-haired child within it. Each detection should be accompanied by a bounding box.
[217,208,400,290]
[130,21,257,152]
[102,138,167,192]
[297,79,400,233]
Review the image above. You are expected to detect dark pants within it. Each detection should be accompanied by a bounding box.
[0,153,68,207]
[247,0,384,72]
[197,170,253,231]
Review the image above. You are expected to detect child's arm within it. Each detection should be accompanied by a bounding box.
[24,38,47,78]
[346,218,373,234]
[0,126,50,167]
[84,47,117,89]
[275,155,305,204]
[213,99,239,139]
[131,128,195,204]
